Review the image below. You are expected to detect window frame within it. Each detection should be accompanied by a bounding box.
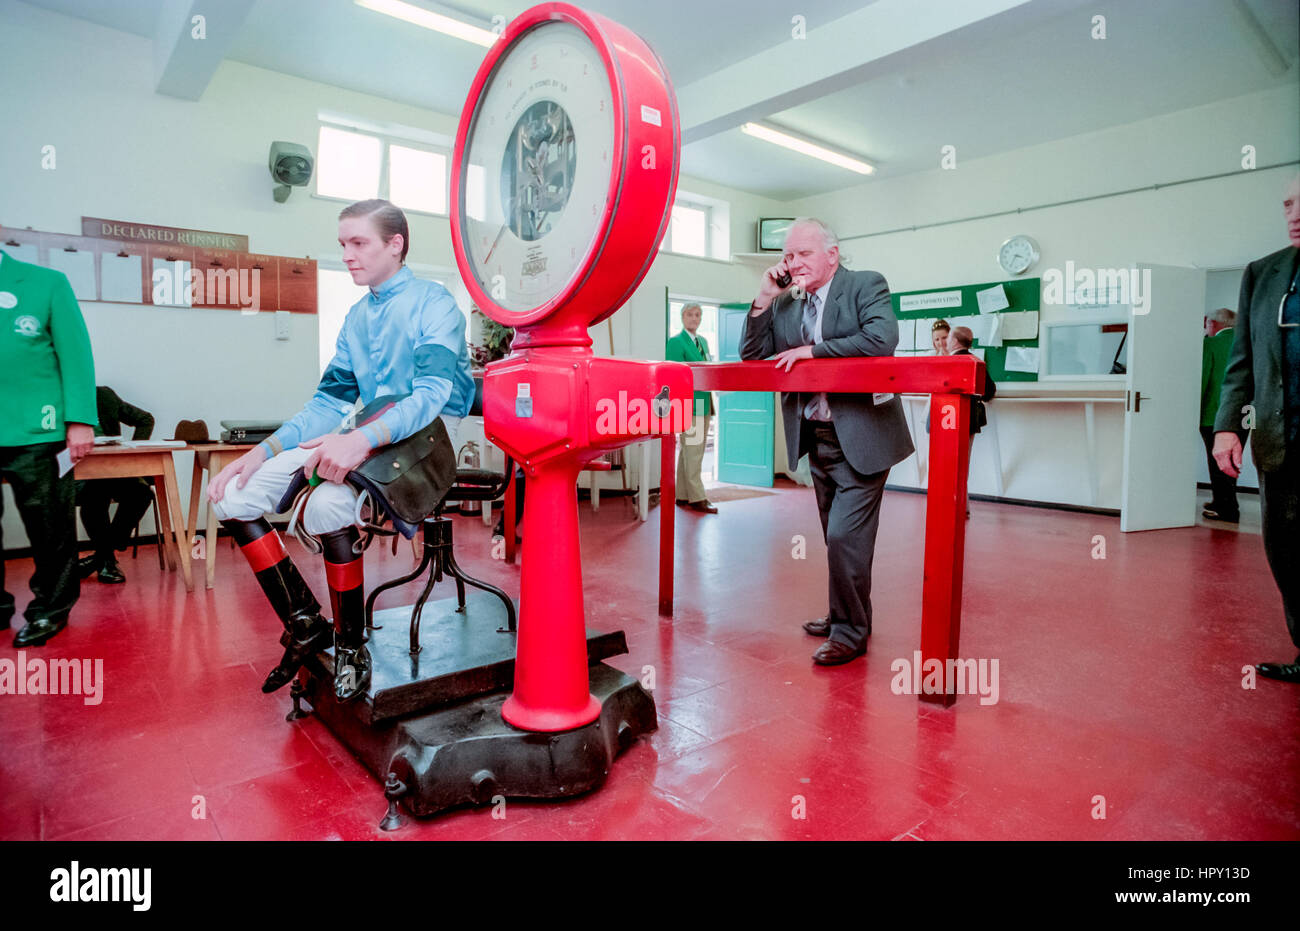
[312,120,454,220]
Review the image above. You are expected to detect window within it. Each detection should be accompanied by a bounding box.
[659,191,730,260]
[315,118,452,216]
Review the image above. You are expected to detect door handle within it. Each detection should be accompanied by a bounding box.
[1133,391,1147,412]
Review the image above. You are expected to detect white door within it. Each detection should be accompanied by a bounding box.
[1120,263,1207,531]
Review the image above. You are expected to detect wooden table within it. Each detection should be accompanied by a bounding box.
[75,445,194,591]
[185,443,254,590]
[660,355,984,705]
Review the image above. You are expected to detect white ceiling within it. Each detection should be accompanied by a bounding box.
[17,0,1300,201]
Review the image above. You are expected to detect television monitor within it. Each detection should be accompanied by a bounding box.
[757,217,795,252]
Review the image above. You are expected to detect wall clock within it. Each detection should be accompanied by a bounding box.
[998,234,1039,276]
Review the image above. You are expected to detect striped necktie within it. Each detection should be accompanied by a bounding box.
[800,292,819,346]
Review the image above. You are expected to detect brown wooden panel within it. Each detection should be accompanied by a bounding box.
[239,253,279,312]
[278,256,317,313]
[193,248,244,309]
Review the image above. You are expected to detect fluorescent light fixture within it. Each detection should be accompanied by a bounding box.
[355,0,498,47]
[741,123,874,175]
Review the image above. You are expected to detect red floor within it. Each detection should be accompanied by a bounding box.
[2,484,1297,841]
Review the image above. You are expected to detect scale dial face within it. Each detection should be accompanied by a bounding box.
[458,21,615,321]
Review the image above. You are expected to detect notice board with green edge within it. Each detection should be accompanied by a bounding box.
[891,277,1041,382]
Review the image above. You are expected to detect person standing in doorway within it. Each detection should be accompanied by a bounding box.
[666,303,716,513]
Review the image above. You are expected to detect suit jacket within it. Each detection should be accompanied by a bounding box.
[665,329,713,417]
[952,348,996,433]
[94,386,154,441]
[739,266,914,476]
[1214,245,1299,472]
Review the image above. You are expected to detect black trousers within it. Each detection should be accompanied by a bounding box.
[806,420,889,651]
[76,477,153,558]
[1259,454,1300,652]
[1,442,80,626]
[1200,426,1245,516]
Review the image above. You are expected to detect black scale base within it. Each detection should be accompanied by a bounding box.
[290,590,657,826]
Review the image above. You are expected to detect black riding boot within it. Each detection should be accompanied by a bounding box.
[320,527,370,702]
[223,518,332,693]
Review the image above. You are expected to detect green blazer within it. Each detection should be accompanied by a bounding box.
[666,329,713,417]
[1199,328,1234,428]
[0,249,97,447]
[1214,245,1298,472]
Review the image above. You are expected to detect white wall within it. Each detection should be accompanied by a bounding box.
[0,1,782,546]
[791,83,1297,508]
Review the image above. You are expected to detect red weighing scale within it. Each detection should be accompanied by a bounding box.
[295,2,692,824]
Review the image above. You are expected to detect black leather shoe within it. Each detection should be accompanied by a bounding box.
[1201,507,1239,523]
[675,499,689,507]
[812,639,866,666]
[77,554,101,579]
[689,500,719,514]
[96,558,126,585]
[13,616,68,648]
[1257,660,1300,683]
[802,616,831,637]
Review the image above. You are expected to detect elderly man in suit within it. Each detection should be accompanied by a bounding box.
[666,303,716,513]
[1213,174,1300,683]
[740,218,913,665]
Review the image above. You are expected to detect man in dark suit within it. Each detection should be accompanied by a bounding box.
[76,386,156,584]
[740,218,914,665]
[1213,174,1300,683]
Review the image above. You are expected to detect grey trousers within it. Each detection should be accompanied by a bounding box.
[807,420,889,651]
[1259,453,1300,652]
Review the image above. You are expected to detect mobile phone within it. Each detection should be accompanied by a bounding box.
[774,269,792,288]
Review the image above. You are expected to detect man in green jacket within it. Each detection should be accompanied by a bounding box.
[665,303,716,513]
[0,245,98,647]
[1200,307,1242,522]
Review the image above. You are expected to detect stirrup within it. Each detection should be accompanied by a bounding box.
[333,640,372,703]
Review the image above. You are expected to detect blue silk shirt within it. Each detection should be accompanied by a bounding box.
[261,266,474,456]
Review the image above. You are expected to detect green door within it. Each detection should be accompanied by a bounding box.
[715,302,774,487]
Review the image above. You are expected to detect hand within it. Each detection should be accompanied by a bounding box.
[209,446,267,502]
[300,431,373,485]
[1212,432,1243,479]
[754,259,801,312]
[772,345,814,372]
[65,423,94,464]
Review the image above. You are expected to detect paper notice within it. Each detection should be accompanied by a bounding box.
[999,310,1040,341]
[895,317,917,352]
[1005,346,1040,374]
[976,284,1010,314]
[57,448,74,477]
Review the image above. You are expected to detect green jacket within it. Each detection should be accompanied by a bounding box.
[666,329,713,417]
[0,250,98,447]
[1200,328,1234,427]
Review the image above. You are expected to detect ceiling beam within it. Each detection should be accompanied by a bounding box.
[153,0,257,100]
[677,0,1044,145]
